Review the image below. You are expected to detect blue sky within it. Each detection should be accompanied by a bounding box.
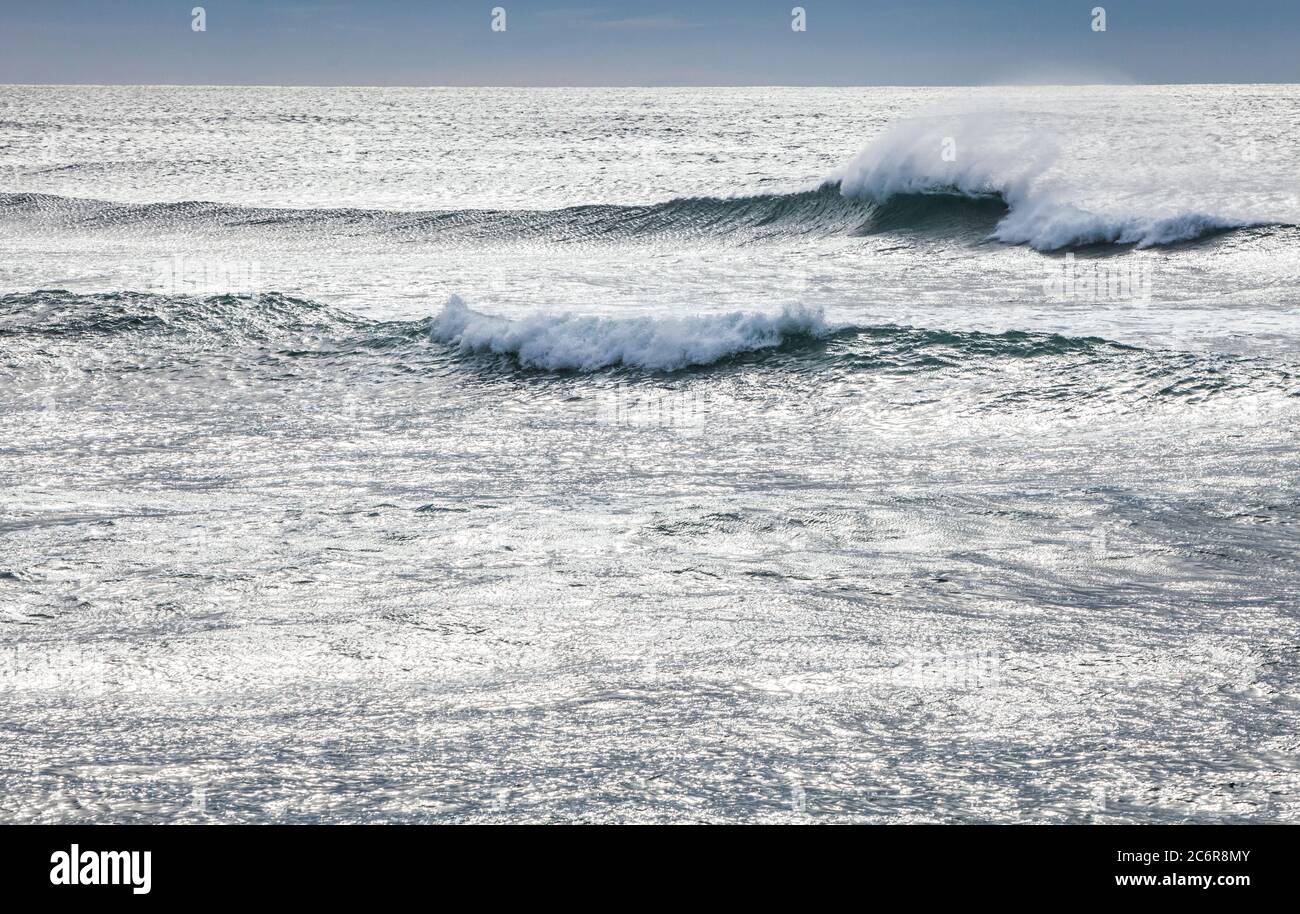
[0,1,1296,85]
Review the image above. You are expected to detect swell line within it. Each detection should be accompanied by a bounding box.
[5,187,1275,250]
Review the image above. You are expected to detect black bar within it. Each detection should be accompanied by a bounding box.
[2,824,1286,898]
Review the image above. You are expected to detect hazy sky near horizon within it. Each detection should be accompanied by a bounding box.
[0,1,1296,86]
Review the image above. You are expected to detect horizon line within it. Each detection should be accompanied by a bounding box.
[4,80,1299,90]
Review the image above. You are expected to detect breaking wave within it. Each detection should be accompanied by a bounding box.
[827,112,1295,250]
[4,292,1297,409]
[428,295,834,371]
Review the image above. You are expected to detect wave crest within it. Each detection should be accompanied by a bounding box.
[429,296,832,371]
[829,113,1291,250]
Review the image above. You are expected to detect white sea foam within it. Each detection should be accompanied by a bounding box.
[429,296,832,371]
[831,106,1292,250]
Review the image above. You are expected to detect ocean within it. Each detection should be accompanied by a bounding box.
[1,85,1298,822]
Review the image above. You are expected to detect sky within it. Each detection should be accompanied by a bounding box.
[0,0,1296,86]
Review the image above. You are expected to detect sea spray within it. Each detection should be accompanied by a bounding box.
[829,107,1292,250]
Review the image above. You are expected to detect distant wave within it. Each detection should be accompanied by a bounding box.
[0,189,883,245]
[3,188,1279,251]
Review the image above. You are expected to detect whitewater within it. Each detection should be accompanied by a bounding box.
[828,100,1300,250]
[2,85,1298,823]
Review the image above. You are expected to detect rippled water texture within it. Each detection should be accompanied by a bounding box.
[1,86,1298,822]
